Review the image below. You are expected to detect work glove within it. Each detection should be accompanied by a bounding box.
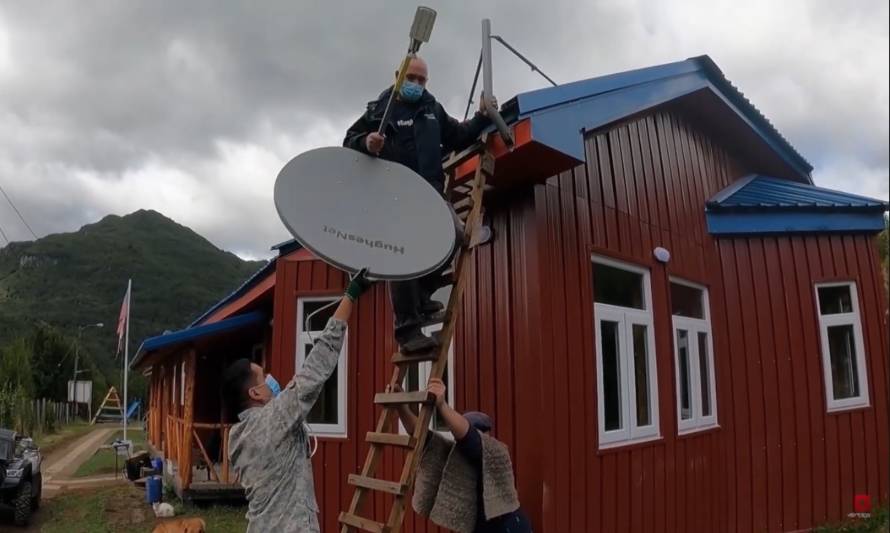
[345,268,374,302]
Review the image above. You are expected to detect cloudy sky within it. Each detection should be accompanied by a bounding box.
[1,0,887,259]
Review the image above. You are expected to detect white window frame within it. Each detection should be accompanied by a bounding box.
[399,323,455,438]
[670,278,718,434]
[592,255,660,448]
[815,282,870,412]
[296,296,348,437]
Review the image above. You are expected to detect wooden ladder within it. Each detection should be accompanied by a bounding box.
[338,139,495,533]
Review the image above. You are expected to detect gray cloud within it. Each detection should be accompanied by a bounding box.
[0,0,887,258]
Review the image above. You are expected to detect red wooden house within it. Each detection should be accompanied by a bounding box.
[133,55,889,532]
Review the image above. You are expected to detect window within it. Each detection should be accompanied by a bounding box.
[592,256,660,447]
[296,297,348,436]
[815,282,869,411]
[671,279,717,433]
[400,323,455,436]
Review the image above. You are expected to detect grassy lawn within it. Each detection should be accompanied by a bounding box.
[39,483,247,533]
[33,421,94,456]
[74,428,147,478]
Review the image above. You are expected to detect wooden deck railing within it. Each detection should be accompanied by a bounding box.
[165,416,237,488]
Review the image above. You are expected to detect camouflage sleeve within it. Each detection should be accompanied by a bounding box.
[269,317,346,429]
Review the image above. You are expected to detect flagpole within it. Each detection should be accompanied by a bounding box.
[123,278,131,442]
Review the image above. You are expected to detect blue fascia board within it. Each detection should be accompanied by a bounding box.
[133,310,267,369]
[706,210,886,235]
[188,259,275,327]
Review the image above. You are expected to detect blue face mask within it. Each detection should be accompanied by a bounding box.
[399,81,424,103]
[265,374,281,399]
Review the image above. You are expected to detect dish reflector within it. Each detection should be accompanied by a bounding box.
[274,147,457,280]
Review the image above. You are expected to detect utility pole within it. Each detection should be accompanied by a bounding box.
[74,322,103,418]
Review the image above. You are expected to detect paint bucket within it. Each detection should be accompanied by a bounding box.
[146,475,162,504]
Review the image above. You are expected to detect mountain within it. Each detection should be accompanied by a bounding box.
[0,210,265,398]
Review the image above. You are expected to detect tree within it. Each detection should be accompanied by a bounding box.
[0,338,35,397]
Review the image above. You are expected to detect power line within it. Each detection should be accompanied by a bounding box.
[0,182,38,239]
[0,220,9,244]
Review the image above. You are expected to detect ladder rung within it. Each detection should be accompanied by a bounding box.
[338,512,388,533]
[442,141,485,170]
[348,474,406,496]
[366,431,415,448]
[374,391,435,406]
[453,197,473,212]
[391,351,439,364]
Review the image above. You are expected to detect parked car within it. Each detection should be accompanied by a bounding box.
[0,428,42,527]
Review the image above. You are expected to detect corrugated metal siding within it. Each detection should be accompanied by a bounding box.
[264,107,887,532]
[525,108,889,532]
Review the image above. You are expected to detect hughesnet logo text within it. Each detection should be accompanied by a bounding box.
[323,225,405,255]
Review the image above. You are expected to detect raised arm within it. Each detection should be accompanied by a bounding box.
[387,383,420,435]
[427,378,470,440]
[270,270,372,428]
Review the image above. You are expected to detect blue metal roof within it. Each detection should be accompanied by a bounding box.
[708,175,888,209]
[503,55,813,182]
[132,310,267,370]
[706,175,888,235]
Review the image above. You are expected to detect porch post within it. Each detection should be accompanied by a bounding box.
[182,348,197,488]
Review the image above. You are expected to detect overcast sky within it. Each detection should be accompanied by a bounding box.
[1,0,887,259]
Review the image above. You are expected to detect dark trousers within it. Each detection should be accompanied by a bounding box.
[390,263,449,343]
[390,210,462,343]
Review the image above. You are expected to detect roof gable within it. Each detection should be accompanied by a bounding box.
[497,55,813,183]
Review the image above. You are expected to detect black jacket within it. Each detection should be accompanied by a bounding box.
[343,87,489,192]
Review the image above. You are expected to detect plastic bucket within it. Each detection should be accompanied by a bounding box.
[151,457,163,473]
[146,475,162,504]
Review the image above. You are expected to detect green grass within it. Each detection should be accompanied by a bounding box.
[39,483,248,533]
[815,505,889,533]
[34,421,93,455]
[74,428,147,478]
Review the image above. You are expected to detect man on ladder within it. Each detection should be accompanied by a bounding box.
[343,55,496,354]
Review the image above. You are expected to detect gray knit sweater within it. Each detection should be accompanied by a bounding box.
[412,431,520,533]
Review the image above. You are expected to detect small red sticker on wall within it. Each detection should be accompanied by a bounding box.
[853,494,872,514]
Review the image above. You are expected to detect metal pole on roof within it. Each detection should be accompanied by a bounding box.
[482,19,494,107]
[481,19,514,146]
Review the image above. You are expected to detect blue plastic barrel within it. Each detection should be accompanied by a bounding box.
[146,475,162,504]
[151,457,163,473]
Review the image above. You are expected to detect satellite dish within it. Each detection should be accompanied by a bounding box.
[274,147,457,280]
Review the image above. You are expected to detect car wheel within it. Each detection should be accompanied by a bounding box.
[13,480,32,526]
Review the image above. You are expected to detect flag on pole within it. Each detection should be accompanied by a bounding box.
[116,281,131,355]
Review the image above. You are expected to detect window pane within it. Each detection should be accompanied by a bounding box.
[633,324,651,427]
[698,332,712,417]
[677,330,692,420]
[827,325,860,400]
[671,283,704,319]
[818,286,853,315]
[300,342,340,425]
[601,320,623,431]
[594,262,645,309]
[303,300,337,331]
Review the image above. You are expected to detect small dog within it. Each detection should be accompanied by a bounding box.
[151,517,207,533]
